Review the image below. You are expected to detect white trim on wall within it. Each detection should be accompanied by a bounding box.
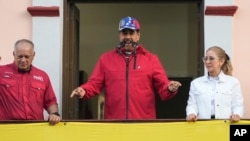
[204,0,234,73]
[31,0,63,118]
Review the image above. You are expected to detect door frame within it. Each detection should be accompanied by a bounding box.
[62,0,80,119]
[62,0,204,119]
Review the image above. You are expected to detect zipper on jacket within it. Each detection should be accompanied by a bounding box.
[125,54,130,119]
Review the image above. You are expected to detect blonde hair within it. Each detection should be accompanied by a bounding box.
[207,46,233,76]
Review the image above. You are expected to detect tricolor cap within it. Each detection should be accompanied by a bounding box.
[118,16,140,31]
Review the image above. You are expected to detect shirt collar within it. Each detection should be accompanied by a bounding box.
[203,71,227,83]
[11,62,32,74]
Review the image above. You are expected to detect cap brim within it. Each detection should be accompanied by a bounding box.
[119,27,138,31]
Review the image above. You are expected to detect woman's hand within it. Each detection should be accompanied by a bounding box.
[186,113,198,122]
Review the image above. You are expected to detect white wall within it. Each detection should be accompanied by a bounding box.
[32,0,64,118]
[204,0,234,57]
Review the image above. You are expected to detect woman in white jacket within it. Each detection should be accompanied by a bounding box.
[186,46,244,122]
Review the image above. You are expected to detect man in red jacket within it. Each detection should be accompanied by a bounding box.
[0,39,60,125]
[71,16,182,120]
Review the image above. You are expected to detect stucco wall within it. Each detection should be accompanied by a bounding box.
[233,0,250,118]
[0,1,32,64]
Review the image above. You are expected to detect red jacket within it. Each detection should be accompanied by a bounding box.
[0,62,57,120]
[81,45,177,119]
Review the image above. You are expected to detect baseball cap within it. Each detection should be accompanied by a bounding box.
[118,16,140,31]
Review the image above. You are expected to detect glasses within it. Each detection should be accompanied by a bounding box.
[202,56,217,62]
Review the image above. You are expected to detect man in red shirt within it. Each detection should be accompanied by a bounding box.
[71,16,182,120]
[0,39,60,125]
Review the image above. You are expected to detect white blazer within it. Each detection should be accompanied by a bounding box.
[186,72,244,119]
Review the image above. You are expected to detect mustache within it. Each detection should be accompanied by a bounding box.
[122,38,133,44]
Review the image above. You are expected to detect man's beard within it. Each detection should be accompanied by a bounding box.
[120,38,137,50]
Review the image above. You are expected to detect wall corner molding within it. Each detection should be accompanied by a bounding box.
[205,6,238,16]
[27,6,59,17]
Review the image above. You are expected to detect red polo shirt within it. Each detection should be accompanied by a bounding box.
[0,62,58,120]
